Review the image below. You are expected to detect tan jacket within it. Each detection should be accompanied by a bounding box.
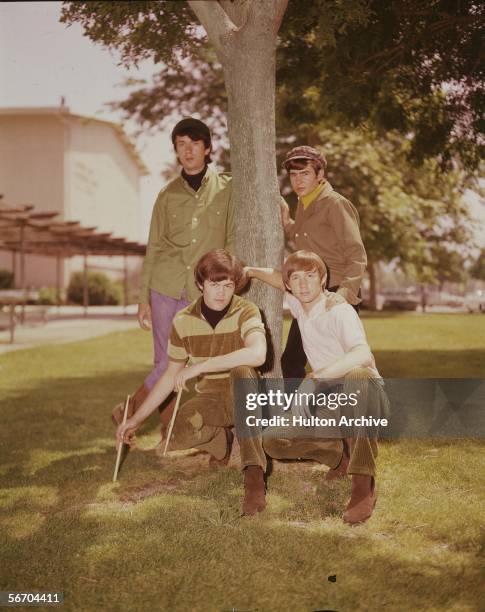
[139,168,235,303]
[285,181,366,305]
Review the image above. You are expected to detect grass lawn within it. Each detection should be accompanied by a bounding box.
[0,314,484,611]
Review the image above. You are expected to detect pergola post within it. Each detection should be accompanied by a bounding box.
[83,250,88,317]
[11,249,16,286]
[56,252,62,311]
[123,254,128,316]
[19,222,26,324]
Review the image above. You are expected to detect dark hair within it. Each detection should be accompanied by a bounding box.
[195,249,246,292]
[282,250,329,289]
[172,119,212,163]
[285,158,324,175]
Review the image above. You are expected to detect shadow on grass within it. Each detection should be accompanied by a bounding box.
[0,368,484,610]
[374,349,485,377]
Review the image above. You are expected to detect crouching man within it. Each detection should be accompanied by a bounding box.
[245,251,387,525]
[116,249,267,516]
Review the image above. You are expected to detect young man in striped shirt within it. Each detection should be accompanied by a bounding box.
[116,249,267,516]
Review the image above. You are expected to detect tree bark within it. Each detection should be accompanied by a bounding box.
[189,0,288,375]
[368,261,378,310]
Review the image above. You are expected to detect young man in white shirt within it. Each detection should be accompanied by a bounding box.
[245,251,387,525]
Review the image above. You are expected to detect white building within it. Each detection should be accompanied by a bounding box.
[0,106,148,288]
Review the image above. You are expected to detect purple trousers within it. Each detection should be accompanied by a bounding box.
[144,289,190,390]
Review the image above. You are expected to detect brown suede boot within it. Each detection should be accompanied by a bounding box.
[111,384,150,425]
[208,428,234,470]
[325,438,350,481]
[242,466,266,516]
[343,475,377,525]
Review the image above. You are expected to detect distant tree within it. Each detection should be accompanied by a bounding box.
[277,0,484,170]
[469,248,485,281]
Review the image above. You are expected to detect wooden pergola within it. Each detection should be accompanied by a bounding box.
[0,200,146,318]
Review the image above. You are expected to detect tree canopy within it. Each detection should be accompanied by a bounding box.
[62,0,485,170]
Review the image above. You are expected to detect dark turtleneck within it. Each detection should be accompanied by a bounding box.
[182,165,208,192]
[201,297,232,329]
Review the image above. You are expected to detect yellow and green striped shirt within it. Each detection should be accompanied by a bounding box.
[168,295,265,381]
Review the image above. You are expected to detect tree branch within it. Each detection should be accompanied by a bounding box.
[187,1,237,55]
[219,0,251,28]
[274,0,289,33]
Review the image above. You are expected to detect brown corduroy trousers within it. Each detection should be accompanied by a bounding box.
[166,366,267,472]
[264,367,388,477]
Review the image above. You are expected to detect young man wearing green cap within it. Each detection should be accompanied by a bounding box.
[112,118,235,425]
[279,146,367,380]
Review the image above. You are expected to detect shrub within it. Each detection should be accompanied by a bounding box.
[37,287,58,305]
[0,269,14,289]
[67,271,122,306]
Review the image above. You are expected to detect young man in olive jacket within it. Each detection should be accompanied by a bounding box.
[280,146,367,380]
[112,118,235,425]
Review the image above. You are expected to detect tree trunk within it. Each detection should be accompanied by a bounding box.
[189,0,288,375]
[368,261,378,310]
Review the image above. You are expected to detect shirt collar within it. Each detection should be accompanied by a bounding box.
[187,293,241,320]
[180,166,214,193]
[301,182,325,209]
[299,180,334,208]
[300,293,328,319]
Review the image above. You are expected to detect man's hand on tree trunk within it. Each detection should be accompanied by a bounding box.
[280,199,292,231]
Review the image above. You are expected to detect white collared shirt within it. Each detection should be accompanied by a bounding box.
[285,291,380,377]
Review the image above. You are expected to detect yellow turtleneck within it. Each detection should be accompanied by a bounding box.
[300,181,325,210]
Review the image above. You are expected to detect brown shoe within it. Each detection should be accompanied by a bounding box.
[242,466,266,515]
[343,475,376,525]
[325,438,350,480]
[208,428,234,470]
[111,384,150,425]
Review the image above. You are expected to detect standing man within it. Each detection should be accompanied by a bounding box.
[116,250,267,516]
[280,146,367,380]
[112,118,234,424]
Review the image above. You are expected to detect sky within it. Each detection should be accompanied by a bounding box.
[0,1,172,233]
[1,1,484,248]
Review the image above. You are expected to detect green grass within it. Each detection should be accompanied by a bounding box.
[1,315,484,611]
[362,312,485,377]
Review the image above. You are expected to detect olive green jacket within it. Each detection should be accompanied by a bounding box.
[285,181,366,305]
[139,168,234,303]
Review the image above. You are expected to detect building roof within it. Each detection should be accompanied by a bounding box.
[0,106,149,176]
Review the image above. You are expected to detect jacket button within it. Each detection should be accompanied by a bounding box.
[304,232,307,236]
[295,233,299,237]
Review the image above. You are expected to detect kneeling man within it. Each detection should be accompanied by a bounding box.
[246,251,387,525]
[117,249,267,515]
